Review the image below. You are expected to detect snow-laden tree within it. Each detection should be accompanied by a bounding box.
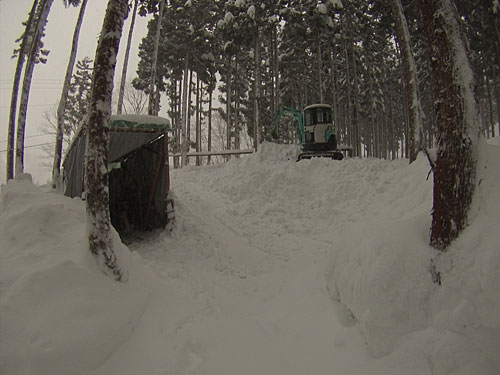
[66,57,93,134]
[116,0,139,115]
[6,0,39,181]
[51,0,88,190]
[389,0,423,162]
[456,0,500,138]
[417,0,481,250]
[85,0,129,281]
[148,0,165,116]
[38,57,93,167]
[15,0,54,176]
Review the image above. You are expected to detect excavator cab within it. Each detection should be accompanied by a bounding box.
[268,103,344,161]
[303,104,337,152]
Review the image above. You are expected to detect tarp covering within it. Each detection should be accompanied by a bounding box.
[62,115,172,236]
[63,131,161,198]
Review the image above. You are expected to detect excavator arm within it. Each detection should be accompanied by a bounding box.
[268,106,304,143]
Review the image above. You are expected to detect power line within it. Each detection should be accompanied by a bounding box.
[0,79,64,83]
[0,133,55,143]
[0,141,54,153]
[0,104,56,108]
[0,87,62,90]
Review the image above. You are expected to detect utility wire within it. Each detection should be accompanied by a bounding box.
[0,133,55,143]
[0,141,54,153]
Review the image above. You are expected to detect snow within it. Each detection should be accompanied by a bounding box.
[317,3,327,14]
[1,141,499,375]
[247,4,255,20]
[328,0,344,9]
[201,52,215,62]
[224,11,234,24]
[493,0,499,14]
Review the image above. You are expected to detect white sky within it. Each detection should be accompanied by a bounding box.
[0,0,149,184]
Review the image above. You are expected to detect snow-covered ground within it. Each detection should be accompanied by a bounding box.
[1,140,499,375]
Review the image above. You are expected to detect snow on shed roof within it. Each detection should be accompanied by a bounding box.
[304,103,333,110]
[110,114,171,132]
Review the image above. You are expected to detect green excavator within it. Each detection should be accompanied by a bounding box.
[269,104,346,161]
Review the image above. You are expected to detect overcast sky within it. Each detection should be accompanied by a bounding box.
[0,0,149,184]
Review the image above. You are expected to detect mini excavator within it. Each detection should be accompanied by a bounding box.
[269,104,346,161]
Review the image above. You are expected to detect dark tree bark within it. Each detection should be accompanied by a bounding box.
[180,53,189,166]
[226,55,233,152]
[253,26,260,150]
[417,0,480,250]
[85,0,129,281]
[195,77,201,166]
[6,0,38,181]
[15,0,53,176]
[208,88,213,164]
[52,0,88,189]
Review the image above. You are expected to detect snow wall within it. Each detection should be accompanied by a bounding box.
[0,175,156,375]
[327,140,500,372]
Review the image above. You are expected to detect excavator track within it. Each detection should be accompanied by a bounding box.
[296,150,344,161]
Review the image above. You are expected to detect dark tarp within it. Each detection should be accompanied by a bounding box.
[62,115,172,236]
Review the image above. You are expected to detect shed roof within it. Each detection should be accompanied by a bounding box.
[109,114,171,132]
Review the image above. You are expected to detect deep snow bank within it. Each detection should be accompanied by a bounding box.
[0,175,155,375]
[328,142,500,374]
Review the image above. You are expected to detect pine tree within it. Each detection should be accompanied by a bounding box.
[52,0,88,189]
[6,0,39,181]
[117,0,139,114]
[65,57,93,136]
[417,0,480,250]
[85,0,129,281]
[14,0,53,177]
[148,0,165,115]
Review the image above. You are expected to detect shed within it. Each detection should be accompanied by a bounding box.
[62,114,174,237]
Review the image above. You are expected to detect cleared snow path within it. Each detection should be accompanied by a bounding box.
[93,144,410,375]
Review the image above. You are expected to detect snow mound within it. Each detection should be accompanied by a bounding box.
[328,144,500,374]
[1,140,499,375]
[0,176,155,375]
[486,135,500,146]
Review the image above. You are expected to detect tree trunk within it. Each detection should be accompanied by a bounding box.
[208,88,213,165]
[494,67,500,137]
[253,26,260,150]
[390,0,424,163]
[180,53,189,167]
[330,50,339,137]
[344,41,352,151]
[52,0,88,189]
[15,0,53,176]
[417,0,480,250]
[484,72,495,138]
[6,0,38,181]
[148,0,165,115]
[195,77,201,166]
[226,55,232,153]
[234,55,240,153]
[187,69,193,161]
[398,53,410,159]
[274,25,280,111]
[352,44,361,157]
[317,37,323,104]
[85,0,129,281]
[367,60,374,157]
[117,0,138,115]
